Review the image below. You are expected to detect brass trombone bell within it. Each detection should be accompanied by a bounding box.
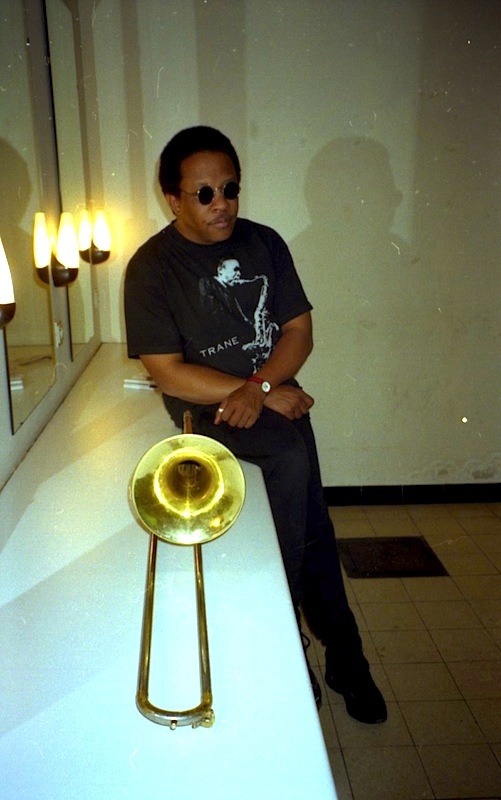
[130,433,245,546]
[129,422,245,728]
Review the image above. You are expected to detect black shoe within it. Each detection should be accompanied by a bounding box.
[325,668,387,724]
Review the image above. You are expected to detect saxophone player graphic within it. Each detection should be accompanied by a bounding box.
[199,258,279,370]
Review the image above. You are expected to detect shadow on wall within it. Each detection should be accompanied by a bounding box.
[290,138,427,449]
[291,136,411,315]
[291,137,418,362]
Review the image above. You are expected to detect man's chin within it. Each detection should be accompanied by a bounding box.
[208,220,236,242]
[175,217,236,245]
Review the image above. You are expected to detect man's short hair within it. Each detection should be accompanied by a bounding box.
[159,126,241,195]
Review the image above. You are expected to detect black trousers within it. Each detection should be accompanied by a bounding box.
[175,403,367,677]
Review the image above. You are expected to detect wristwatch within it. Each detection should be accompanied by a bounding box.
[246,375,272,394]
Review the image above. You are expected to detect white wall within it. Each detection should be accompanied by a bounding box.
[88,0,499,486]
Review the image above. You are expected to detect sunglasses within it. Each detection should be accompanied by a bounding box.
[180,181,240,205]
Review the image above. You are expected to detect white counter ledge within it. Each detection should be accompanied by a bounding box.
[0,344,338,800]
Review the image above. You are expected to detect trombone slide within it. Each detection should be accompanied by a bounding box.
[136,533,215,729]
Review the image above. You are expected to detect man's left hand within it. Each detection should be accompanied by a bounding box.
[264,385,314,419]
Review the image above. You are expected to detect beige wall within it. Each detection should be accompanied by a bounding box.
[88,0,499,486]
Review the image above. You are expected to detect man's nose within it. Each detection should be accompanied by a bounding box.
[211,187,230,207]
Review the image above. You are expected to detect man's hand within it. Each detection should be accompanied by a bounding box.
[214,382,266,428]
[264,385,314,420]
[215,383,314,427]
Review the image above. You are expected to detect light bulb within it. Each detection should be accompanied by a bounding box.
[92,210,111,252]
[33,212,51,269]
[56,212,79,269]
[0,237,15,304]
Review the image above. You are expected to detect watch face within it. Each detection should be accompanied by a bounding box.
[261,381,271,393]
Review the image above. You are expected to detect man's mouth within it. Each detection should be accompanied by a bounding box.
[211,215,233,227]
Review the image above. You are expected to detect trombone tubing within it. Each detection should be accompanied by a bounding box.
[136,531,215,729]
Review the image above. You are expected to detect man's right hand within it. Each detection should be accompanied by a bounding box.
[214,381,267,428]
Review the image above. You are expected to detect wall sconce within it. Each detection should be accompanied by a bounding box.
[0,236,16,329]
[33,212,79,287]
[78,210,111,264]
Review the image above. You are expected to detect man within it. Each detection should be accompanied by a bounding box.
[124,126,387,724]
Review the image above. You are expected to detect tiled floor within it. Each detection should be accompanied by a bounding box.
[308,503,501,800]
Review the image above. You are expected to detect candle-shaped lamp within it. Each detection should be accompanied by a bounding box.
[79,209,111,263]
[0,236,16,328]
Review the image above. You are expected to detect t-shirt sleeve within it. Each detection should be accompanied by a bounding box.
[270,232,313,325]
[124,246,182,358]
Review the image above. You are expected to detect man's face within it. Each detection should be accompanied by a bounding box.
[217,259,241,285]
[167,151,239,245]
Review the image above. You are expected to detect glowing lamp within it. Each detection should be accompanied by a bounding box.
[0,236,16,328]
[52,212,79,287]
[79,209,111,263]
[33,212,51,284]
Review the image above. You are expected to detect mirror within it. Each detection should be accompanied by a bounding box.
[0,2,55,432]
[45,0,96,359]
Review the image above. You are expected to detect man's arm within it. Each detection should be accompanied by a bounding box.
[140,311,314,428]
[253,311,313,388]
[214,311,315,426]
[139,354,246,404]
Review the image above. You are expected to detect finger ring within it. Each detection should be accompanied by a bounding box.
[218,407,224,413]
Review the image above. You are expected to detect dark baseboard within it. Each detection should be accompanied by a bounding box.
[324,483,501,506]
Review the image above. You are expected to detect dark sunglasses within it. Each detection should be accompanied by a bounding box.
[180,180,240,205]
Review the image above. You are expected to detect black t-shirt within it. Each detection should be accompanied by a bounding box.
[124,218,312,421]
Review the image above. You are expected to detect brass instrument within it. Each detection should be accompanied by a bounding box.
[129,411,245,729]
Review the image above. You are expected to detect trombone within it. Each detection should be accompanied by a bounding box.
[129,411,245,729]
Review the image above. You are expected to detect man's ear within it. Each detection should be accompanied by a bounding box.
[165,193,180,216]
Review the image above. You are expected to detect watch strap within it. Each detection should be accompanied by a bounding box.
[246,375,271,393]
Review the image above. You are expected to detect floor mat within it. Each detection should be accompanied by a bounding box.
[337,536,448,578]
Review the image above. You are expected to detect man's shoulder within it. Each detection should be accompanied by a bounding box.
[126,225,176,277]
[132,224,174,258]
[234,218,286,255]
[236,217,280,240]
